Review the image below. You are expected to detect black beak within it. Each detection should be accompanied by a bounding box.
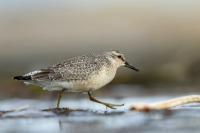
[124,61,139,72]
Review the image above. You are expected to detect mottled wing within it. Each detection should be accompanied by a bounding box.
[32,54,104,81]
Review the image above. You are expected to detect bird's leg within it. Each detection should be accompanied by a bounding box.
[56,89,65,108]
[88,91,124,109]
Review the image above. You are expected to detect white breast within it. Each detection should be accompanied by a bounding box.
[87,66,117,91]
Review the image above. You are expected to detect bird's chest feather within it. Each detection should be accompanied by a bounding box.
[86,66,116,90]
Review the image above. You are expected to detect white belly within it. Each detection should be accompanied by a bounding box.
[25,66,117,92]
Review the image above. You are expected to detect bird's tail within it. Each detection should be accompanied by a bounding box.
[13,75,32,80]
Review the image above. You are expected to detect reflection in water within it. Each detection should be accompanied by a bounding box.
[48,108,200,133]
[1,86,200,133]
[0,118,60,133]
[1,99,200,133]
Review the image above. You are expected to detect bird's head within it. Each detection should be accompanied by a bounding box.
[106,50,139,72]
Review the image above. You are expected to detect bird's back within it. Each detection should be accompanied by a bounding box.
[24,53,111,82]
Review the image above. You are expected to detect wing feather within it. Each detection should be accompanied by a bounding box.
[30,54,106,81]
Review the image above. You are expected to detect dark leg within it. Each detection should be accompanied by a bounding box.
[88,91,124,109]
[57,89,65,108]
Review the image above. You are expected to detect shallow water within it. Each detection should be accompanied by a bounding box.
[1,85,200,133]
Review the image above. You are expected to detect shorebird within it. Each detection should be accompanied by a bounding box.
[14,50,139,109]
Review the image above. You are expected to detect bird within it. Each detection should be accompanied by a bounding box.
[14,50,139,109]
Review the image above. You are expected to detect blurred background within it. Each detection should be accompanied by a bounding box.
[1,0,200,99]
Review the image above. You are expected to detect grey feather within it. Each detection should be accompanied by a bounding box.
[31,53,111,81]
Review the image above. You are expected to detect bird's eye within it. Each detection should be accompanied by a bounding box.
[118,55,125,60]
[117,55,125,61]
[117,55,122,58]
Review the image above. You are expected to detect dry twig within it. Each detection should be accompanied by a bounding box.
[130,95,200,112]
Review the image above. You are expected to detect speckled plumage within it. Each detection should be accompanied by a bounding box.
[33,53,111,81]
[14,51,138,92]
